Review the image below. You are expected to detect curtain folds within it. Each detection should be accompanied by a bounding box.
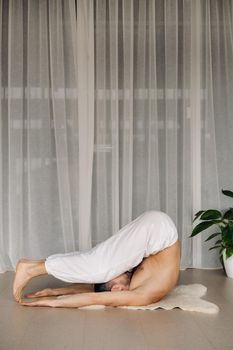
[200,0,233,267]
[77,0,95,251]
[0,0,82,269]
[0,0,232,272]
[92,0,194,268]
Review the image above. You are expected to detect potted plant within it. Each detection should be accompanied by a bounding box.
[190,189,233,278]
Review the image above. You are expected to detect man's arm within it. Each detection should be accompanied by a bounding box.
[21,290,151,308]
[57,291,150,308]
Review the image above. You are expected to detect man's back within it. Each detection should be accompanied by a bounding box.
[129,240,180,303]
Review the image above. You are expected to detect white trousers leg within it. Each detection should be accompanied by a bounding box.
[45,211,178,283]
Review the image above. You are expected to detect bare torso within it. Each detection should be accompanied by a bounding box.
[129,240,180,302]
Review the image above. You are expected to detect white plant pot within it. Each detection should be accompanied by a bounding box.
[223,249,233,278]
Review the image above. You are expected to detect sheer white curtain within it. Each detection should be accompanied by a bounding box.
[92,0,233,269]
[0,0,94,272]
[0,0,232,273]
[92,0,194,268]
[199,0,233,268]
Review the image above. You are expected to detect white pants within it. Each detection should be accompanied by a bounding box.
[45,211,178,284]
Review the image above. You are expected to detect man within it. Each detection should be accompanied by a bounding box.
[13,211,180,308]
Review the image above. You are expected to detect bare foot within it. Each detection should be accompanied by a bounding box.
[13,259,43,302]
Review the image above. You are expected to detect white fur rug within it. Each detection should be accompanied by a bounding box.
[78,284,219,314]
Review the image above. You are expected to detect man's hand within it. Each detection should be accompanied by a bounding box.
[24,283,92,299]
[20,298,58,307]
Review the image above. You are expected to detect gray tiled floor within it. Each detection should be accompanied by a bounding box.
[0,269,233,350]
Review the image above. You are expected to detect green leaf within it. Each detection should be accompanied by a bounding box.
[209,245,221,251]
[190,221,216,237]
[226,247,233,258]
[222,225,233,245]
[212,220,223,223]
[205,232,221,242]
[223,208,233,220]
[193,210,205,223]
[222,190,233,199]
[200,210,222,220]
[222,225,232,234]
[215,239,222,245]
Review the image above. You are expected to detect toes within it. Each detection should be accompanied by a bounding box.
[14,294,20,303]
[13,286,23,302]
